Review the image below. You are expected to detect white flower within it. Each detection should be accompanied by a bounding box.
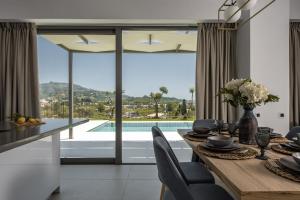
[225,79,246,94]
[239,82,270,104]
[224,93,234,101]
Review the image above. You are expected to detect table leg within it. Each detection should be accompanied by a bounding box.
[192,151,200,162]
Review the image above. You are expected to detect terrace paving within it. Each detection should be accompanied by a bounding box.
[60,120,193,163]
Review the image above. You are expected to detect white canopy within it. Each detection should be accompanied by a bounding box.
[41,31,197,53]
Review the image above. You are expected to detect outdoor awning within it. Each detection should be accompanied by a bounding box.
[41,31,197,53]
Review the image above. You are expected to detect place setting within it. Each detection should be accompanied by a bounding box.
[196,135,258,160]
[271,133,300,155]
[265,153,300,182]
[262,132,300,182]
[183,125,218,142]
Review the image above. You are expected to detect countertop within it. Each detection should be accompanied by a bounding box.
[0,118,88,153]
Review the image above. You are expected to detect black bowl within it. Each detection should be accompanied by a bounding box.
[207,135,234,148]
[192,127,210,135]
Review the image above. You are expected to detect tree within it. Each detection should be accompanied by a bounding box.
[97,102,105,113]
[166,102,176,112]
[150,86,168,118]
[189,87,195,110]
[181,99,187,119]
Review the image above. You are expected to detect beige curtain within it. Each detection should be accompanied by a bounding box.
[0,23,40,121]
[195,23,237,122]
[290,22,300,127]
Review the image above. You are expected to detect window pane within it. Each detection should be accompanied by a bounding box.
[122,30,197,163]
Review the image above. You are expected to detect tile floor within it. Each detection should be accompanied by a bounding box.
[49,164,234,200]
[49,165,162,200]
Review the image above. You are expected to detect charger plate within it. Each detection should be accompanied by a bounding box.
[271,144,297,155]
[196,145,258,160]
[265,159,300,183]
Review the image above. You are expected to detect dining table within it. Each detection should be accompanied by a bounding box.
[177,129,300,200]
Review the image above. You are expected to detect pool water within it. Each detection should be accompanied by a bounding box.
[89,122,193,132]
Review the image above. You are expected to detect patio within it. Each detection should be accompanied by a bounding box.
[60,120,193,163]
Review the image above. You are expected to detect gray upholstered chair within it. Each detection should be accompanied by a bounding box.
[286,126,300,140]
[153,137,234,200]
[152,126,215,199]
[151,126,214,184]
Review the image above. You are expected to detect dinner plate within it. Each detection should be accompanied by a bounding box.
[279,157,300,173]
[187,133,210,138]
[270,132,283,138]
[202,143,240,152]
[206,142,239,149]
[288,143,300,150]
[280,143,300,151]
[187,131,217,138]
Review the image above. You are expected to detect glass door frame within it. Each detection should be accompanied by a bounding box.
[37,27,120,164]
[37,25,197,164]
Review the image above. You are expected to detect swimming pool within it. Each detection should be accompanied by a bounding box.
[89,122,193,132]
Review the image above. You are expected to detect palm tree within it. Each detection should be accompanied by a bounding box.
[189,87,195,109]
[150,87,168,118]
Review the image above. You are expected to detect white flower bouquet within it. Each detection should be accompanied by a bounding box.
[219,79,279,109]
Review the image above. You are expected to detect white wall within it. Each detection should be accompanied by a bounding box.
[0,0,223,22]
[236,0,290,133]
[290,0,300,20]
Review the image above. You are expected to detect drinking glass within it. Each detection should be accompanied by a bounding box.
[255,130,271,160]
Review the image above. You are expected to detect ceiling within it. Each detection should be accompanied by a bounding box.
[41,31,198,53]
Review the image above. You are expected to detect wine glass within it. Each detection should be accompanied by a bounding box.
[228,123,238,138]
[216,120,224,134]
[255,130,271,160]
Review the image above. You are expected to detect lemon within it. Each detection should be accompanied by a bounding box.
[17,117,26,124]
[28,118,36,124]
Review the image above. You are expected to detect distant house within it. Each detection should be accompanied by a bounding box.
[147,113,165,118]
[40,99,49,108]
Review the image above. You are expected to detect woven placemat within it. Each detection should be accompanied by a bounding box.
[270,137,289,144]
[265,159,300,182]
[183,134,207,142]
[271,144,297,155]
[196,145,258,160]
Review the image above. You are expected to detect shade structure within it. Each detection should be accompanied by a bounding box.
[41,31,197,53]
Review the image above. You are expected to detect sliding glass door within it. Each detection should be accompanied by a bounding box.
[37,27,197,164]
[38,32,117,162]
[121,30,197,163]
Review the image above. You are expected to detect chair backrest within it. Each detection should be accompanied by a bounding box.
[151,126,189,184]
[153,137,194,200]
[193,119,221,131]
[286,126,300,140]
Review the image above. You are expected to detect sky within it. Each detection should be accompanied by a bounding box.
[38,36,196,99]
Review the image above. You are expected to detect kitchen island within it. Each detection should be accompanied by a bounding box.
[0,119,88,200]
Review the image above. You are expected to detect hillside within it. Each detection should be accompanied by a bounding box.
[40,82,182,103]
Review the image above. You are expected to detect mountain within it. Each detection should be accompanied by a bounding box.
[39,82,182,103]
[39,82,115,101]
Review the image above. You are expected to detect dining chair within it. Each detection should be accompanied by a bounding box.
[152,126,215,200]
[286,126,300,140]
[153,137,234,200]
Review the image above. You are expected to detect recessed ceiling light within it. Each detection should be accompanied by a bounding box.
[75,40,99,45]
[138,40,162,45]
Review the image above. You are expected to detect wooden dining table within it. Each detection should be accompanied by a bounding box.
[177,129,300,200]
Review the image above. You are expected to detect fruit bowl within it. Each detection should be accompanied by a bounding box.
[11,113,45,126]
